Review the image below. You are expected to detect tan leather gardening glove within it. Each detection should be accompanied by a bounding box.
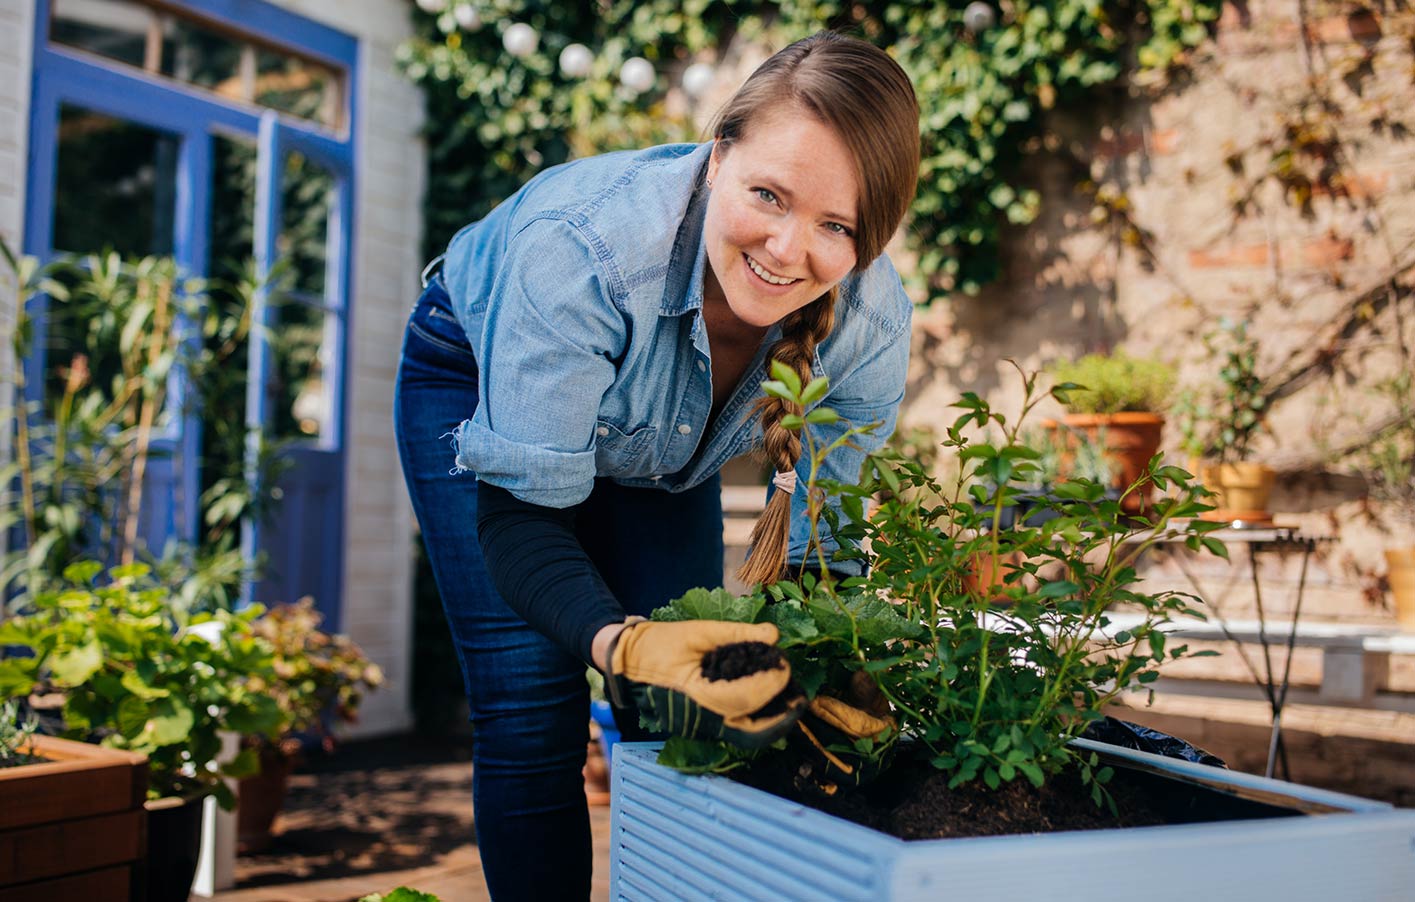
[605,620,806,749]
[790,673,897,796]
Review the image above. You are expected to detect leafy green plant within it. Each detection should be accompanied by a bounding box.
[1357,371,1415,528]
[401,0,1220,301]
[1048,352,1176,415]
[358,889,440,902]
[246,598,384,756]
[1178,318,1268,464]
[0,242,285,610]
[0,562,286,807]
[653,361,1224,805]
[0,699,41,768]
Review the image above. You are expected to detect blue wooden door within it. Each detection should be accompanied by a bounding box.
[24,0,358,623]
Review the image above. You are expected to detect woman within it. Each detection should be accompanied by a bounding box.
[395,31,919,900]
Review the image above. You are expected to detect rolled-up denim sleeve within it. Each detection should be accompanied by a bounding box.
[786,287,912,576]
[449,218,624,508]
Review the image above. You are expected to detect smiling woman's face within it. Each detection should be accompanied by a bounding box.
[702,105,860,331]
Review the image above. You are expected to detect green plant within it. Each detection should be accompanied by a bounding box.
[400,0,1220,302]
[0,562,286,807]
[1358,371,1415,528]
[653,361,1224,805]
[0,700,41,768]
[359,889,440,902]
[1048,352,1176,415]
[0,242,285,610]
[1179,318,1268,464]
[246,598,384,756]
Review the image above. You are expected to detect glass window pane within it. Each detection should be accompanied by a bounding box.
[53,105,178,258]
[50,0,156,69]
[278,150,332,298]
[161,17,246,100]
[268,299,332,442]
[256,48,340,128]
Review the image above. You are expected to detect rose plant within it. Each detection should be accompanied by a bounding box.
[651,362,1225,809]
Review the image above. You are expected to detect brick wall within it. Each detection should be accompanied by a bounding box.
[901,1,1415,632]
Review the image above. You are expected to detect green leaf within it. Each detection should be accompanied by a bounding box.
[120,666,170,700]
[1038,580,1080,599]
[0,661,37,700]
[769,360,801,397]
[142,697,195,748]
[804,408,840,426]
[1018,761,1045,788]
[800,376,829,406]
[360,889,442,902]
[761,601,818,645]
[761,380,793,402]
[780,414,805,430]
[221,747,263,779]
[652,587,764,624]
[50,640,104,686]
[116,696,150,738]
[657,736,736,774]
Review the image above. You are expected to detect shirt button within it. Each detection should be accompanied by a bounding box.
[677,424,692,435]
[596,426,609,437]
[696,360,706,372]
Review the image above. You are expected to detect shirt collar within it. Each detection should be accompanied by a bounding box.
[660,142,714,318]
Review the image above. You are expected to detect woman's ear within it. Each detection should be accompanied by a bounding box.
[707,141,721,186]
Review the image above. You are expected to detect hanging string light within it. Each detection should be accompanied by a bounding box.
[503,22,539,58]
[415,0,447,13]
[963,2,996,33]
[453,3,482,31]
[559,43,594,78]
[620,56,655,94]
[681,61,714,99]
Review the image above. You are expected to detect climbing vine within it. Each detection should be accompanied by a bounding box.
[397,0,1221,303]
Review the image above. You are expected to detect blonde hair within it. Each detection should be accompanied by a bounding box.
[715,32,920,585]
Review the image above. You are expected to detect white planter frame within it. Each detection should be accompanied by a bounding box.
[610,739,1415,901]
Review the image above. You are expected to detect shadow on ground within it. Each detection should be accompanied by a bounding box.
[235,734,476,888]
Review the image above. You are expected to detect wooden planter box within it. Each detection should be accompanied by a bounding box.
[0,736,148,902]
[610,740,1415,901]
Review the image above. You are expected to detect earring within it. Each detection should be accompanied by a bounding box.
[705,176,713,189]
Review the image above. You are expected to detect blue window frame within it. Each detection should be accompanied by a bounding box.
[24,0,360,626]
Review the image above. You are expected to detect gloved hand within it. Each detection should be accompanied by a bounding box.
[790,673,897,796]
[605,619,805,749]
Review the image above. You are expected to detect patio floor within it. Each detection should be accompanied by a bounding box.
[208,734,612,902]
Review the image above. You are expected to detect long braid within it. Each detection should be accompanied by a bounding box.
[736,288,838,585]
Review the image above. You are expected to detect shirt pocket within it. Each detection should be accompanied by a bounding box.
[593,420,657,477]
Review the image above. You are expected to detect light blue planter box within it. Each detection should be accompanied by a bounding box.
[610,740,1415,901]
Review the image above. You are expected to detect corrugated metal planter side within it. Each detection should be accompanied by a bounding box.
[610,740,1415,902]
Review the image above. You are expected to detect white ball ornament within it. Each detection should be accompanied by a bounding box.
[415,0,446,13]
[453,4,482,30]
[620,57,656,94]
[681,62,714,99]
[559,43,594,78]
[963,1,996,33]
[503,22,539,58]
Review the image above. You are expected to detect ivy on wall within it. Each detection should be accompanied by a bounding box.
[398,0,1220,302]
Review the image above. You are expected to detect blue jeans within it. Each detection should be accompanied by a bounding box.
[393,273,725,901]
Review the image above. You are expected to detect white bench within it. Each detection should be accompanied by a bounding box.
[1100,611,1415,713]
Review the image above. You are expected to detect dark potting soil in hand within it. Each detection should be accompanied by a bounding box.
[737,750,1170,841]
[700,641,784,681]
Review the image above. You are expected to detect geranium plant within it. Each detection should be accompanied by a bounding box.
[0,562,286,807]
[246,597,384,757]
[651,362,1225,805]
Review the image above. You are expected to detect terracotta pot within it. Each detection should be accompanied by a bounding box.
[1198,462,1276,522]
[236,747,297,854]
[1049,413,1165,513]
[964,550,1023,601]
[584,720,611,806]
[1385,547,1415,629]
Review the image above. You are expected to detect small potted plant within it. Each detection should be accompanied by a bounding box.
[238,598,384,852]
[0,562,286,902]
[1357,372,1415,628]
[1177,318,1276,522]
[1047,350,1175,511]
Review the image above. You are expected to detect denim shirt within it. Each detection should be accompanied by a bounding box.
[441,141,912,573]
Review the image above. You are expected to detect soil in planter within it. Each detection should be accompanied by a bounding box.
[735,747,1267,841]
